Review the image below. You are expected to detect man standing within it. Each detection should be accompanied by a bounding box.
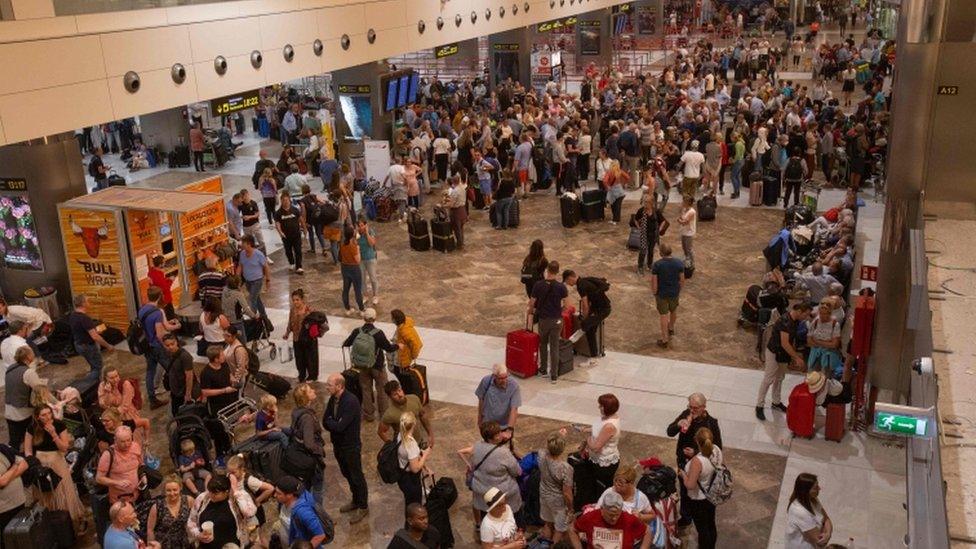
[237,235,271,321]
[163,333,198,417]
[273,476,329,547]
[104,501,159,549]
[563,270,611,365]
[225,191,244,240]
[323,373,369,524]
[666,393,723,527]
[284,165,308,201]
[514,133,534,196]
[379,380,434,447]
[678,140,706,199]
[528,261,569,383]
[475,364,521,431]
[138,286,177,409]
[275,192,306,275]
[619,123,641,187]
[757,303,812,421]
[95,426,145,505]
[0,443,28,539]
[677,196,698,266]
[651,244,686,348]
[68,294,114,380]
[189,123,206,172]
[341,308,398,422]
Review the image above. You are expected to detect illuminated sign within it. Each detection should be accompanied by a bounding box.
[209,89,261,115]
[492,43,520,51]
[0,178,27,192]
[337,84,372,94]
[937,85,959,96]
[537,16,578,32]
[0,193,43,271]
[435,43,460,58]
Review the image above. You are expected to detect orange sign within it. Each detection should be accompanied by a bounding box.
[126,210,159,253]
[179,175,223,194]
[180,200,224,241]
[60,207,129,330]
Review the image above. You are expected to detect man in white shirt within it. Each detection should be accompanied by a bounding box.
[3,344,46,450]
[0,321,29,369]
[678,196,698,265]
[678,140,706,199]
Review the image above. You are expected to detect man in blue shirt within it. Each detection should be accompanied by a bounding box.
[225,191,244,240]
[236,235,271,319]
[475,364,521,431]
[104,500,157,549]
[138,286,179,409]
[514,134,534,196]
[650,243,685,348]
[274,475,330,548]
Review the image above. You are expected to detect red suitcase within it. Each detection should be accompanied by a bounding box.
[825,403,846,442]
[561,306,576,340]
[787,383,816,438]
[506,328,540,378]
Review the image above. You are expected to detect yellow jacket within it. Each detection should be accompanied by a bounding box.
[395,317,423,367]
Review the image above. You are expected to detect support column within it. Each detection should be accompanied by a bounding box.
[489,28,532,88]
[139,107,190,160]
[0,133,88,308]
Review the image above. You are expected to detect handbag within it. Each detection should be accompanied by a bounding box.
[464,442,505,490]
[139,464,163,490]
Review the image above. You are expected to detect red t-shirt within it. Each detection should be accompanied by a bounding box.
[147,266,173,305]
[573,509,647,549]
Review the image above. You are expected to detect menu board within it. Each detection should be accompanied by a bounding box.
[60,207,128,330]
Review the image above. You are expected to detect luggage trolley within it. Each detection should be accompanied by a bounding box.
[217,375,258,443]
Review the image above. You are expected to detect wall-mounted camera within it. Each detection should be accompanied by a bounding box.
[455,14,462,27]
[313,39,324,56]
[485,8,491,21]
[341,34,351,50]
[471,11,477,24]
[250,50,263,69]
[437,16,444,30]
[499,6,505,17]
[418,20,426,33]
[367,29,376,44]
[214,56,227,75]
[283,44,294,62]
[123,71,140,93]
[170,63,186,84]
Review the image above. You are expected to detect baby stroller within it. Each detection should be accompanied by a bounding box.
[167,413,215,492]
[738,285,763,326]
[244,315,278,359]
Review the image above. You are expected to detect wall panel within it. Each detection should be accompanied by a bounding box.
[0,35,104,95]
[188,18,263,60]
[100,26,193,75]
[108,65,200,120]
[0,81,113,143]
[192,54,267,102]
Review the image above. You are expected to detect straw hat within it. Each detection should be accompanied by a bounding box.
[483,487,507,513]
[806,371,826,394]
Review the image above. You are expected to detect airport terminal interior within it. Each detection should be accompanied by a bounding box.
[0,0,972,547]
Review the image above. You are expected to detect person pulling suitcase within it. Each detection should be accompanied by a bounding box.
[527,261,570,383]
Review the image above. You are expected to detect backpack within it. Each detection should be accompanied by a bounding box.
[319,202,339,225]
[784,157,805,181]
[698,460,734,506]
[246,346,261,374]
[303,197,323,224]
[350,327,379,369]
[376,437,403,484]
[123,378,144,411]
[312,504,335,545]
[637,465,678,503]
[583,276,611,293]
[126,306,156,356]
[301,311,329,341]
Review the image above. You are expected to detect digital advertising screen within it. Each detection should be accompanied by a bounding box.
[385,78,399,112]
[0,179,43,271]
[339,94,373,140]
[408,72,421,103]
[398,75,410,107]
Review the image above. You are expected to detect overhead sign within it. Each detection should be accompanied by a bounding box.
[492,43,520,51]
[0,178,27,192]
[337,84,371,95]
[612,2,633,13]
[537,16,577,33]
[937,85,958,96]
[435,43,459,58]
[873,403,935,438]
[209,89,260,115]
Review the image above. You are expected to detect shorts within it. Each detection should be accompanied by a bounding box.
[681,177,699,196]
[480,179,492,196]
[655,296,680,315]
[518,169,529,184]
[539,497,570,532]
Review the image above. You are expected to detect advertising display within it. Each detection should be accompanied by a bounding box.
[578,20,602,55]
[338,84,373,140]
[492,44,521,85]
[637,5,657,35]
[0,178,43,271]
[59,207,129,330]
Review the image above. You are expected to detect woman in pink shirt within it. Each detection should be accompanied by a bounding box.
[189,123,206,172]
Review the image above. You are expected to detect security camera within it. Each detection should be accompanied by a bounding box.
[437,16,444,30]
[123,71,141,93]
[912,357,934,375]
[418,20,426,34]
[250,50,263,69]
[341,34,351,50]
[471,11,478,24]
[455,14,462,27]
[170,63,186,84]
[367,29,376,44]
[283,44,294,62]
[214,56,228,75]
[313,39,324,56]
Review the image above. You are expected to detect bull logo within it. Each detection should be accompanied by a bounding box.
[70,216,109,258]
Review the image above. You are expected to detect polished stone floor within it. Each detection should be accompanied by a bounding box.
[1,350,786,548]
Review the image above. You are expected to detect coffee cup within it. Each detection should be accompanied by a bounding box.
[202,521,214,535]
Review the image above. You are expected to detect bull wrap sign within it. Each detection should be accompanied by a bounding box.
[60,208,129,330]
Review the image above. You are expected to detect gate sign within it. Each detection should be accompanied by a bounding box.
[210,89,261,115]
[873,403,935,438]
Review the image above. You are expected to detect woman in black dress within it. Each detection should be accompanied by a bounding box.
[147,476,194,549]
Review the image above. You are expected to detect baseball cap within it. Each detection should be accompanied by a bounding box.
[362,308,377,321]
[639,457,664,469]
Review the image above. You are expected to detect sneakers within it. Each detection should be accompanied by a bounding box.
[372,296,380,305]
[755,406,767,421]
[295,268,305,275]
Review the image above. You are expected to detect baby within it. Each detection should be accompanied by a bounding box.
[177,438,212,495]
[254,395,289,447]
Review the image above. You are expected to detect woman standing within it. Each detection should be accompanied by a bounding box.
[595,149,613,184]
[604,159,630,225]
[187,474,257,549]
[579,393,621,507]
[841,63,856,107]
[23,405,87,535]
[786,473,833,548]
[289,384,326,504]
[459,421,522,536]
[632,192,667,276]
[258,168,278,225]
[396,411,432,508]
[146,475,194,548]
[98,367,150,440]
[339,225,365,316]
[432,131,453,185]
[678,427,721,549]
[284,289,317,383]
[198,298,229,357]
[358,219,380,305]
[493,169,517,230]
[520,240,549,298]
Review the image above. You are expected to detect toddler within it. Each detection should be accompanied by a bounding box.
[255,395,289,447]
[177,438,212,495]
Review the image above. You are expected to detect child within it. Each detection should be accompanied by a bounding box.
[254,394,289,446]
[177,438,211,495]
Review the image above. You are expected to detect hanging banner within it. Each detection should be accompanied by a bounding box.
[363,140,391,183]
[537,16,578,33]
[492,43,520,52]
[578,20,602,56]
[60,208,128,330]
[637,5,657,35]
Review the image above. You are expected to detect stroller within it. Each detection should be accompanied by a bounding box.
[167,413,216,492]
[244,315,278,360]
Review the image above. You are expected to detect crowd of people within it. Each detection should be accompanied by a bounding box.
[0,4,896,548]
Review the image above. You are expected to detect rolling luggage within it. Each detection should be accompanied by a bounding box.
[627,226,641,250]
[3,505,54,549]
[249,370,291,400]
[232,435,284,483]
[106,172,127,187]
[169,145,191,168]
[580,186,606,222]
[787,383,816,438]
[44,510,74,549]
[506,326,540,378]
[749,172,764,206]
[684,258,695,279]
[394,364,429,406]
[425,477,457,548]
[561,306,576,340]
[560,194,582,228]
[408,218,431,251]
[489,199,520,228]
[558,339,575,376]
[431,220,456,253]
[825,403,846,442]
[68,375,100,409]
[762,170,781,206]
[697,195,717,221]
[784,204,815,226]
[572,316,604,358]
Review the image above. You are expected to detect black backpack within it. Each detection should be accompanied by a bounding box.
[126,307,155,356]
[637,465,678,503]
[318,202,340,225]
[376,437,404,484]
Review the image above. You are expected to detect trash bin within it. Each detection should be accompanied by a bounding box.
[24,287,59,320]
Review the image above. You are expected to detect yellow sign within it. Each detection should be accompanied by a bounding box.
[435,43,460,58]
[937,86,959,96]
[337,84,371,94]
[0,178,27,192]
[210,90,261,115]
[537,16,578,32]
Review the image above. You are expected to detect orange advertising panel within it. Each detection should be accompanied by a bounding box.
[180,199,224,240]
[179,175,223,194]
[60,207,129,330]
[126,209,159,253]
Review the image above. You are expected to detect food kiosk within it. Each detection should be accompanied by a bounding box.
[57,182,229,331]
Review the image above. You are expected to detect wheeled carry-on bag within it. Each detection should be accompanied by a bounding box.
[561,306,576,340]
[697,195,717,221]
[232,435,284,483]
[749,172,764,206]
[3,505,55,549]
[580,185,606,222]
[408,218,431,251]
[430,220,456,253]
[825,402,846,442]
[787,383,816,438]
[249,370,291,400]
[762,169,781,206]
[506,322,540,378]
[560,194,582,228]
[572,316,605,358]
[558,339,575,376]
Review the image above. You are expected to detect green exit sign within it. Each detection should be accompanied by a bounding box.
[875,412,928,436]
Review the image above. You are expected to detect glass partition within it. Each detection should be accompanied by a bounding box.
[54,0,239,17]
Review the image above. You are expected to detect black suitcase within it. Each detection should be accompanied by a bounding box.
[431,220,456,253]
[762,170,781,206]
[627,226,641,250]
[471,187,486,210]
[697,195,717,221]
[43,510,74,549]
[580,188,606,222]
[232,435,284,483]
[3,505,54,549]
[572,316,605,358]
[68,375,100,409]
[425,477,457,548]
[170,145,191,168]
[408,219,431,251]
[560,195,582,228]
[250,370,291,400]
[488,199,520,229]
[106,173,126,187]
[558,339,575,376]
[342,368,363,404]
[393,364,429,405]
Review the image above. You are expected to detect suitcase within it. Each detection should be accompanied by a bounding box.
[825,403,846,442]
[106,173,127,187]
[68,375,100,409]
[558,339,575,376]
[231,435,284,483]
[784,204,815,226]
[408,219,431,251]
[506,328,540,378]
[560,194,582,228]
[3,505,54,549]
[561,306,576,340]
[44,510,74,549]
[170,145,191,168]
[394,364,429,405]
[425,477,457,548]
[431,220,456,253]
[684,258,695,279]
[697,195,717,221]
[627,226,641,250]
[762,170,781,206]
[786,383,816,438]
[580,187,606,222]
[489,199,520,228]
[572,316,605,357]
[749,173,764,206]
[102,326,125,345]
[249,370,291,400]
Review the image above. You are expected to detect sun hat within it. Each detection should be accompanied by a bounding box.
[483,487,507,512]
[806,371,826,394]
